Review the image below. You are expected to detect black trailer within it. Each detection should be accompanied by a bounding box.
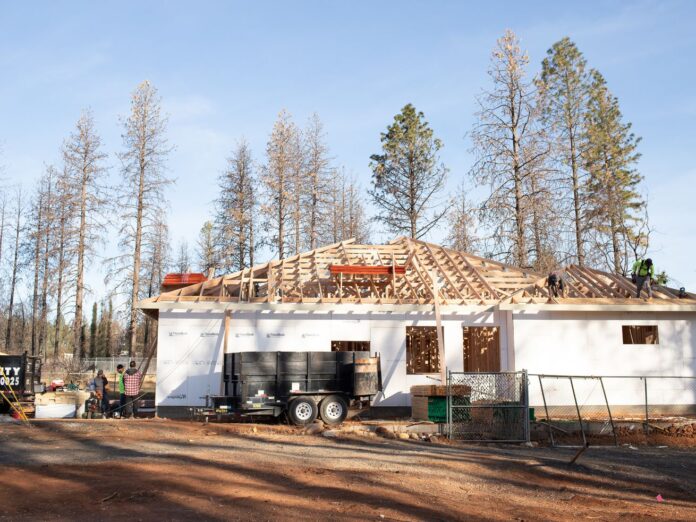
[0,352,42,415]
[203,351,382,426]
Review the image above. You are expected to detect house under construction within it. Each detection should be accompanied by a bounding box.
[138,237,696,417]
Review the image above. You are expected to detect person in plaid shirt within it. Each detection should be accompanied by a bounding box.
[123,361,143,418]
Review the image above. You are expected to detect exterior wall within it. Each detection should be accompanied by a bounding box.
[154,305,696,415]
[511,311,696,408]
[155,307,511,410]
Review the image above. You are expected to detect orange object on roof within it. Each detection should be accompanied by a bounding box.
[329,264,406,276]
[162,273,208,287]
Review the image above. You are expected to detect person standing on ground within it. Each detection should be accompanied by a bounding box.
[631,258,654,299]
[123,361,143,418]
[89,370,109,415]
[116,364,126,416]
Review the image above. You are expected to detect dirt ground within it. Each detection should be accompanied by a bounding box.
[1,419,695,521]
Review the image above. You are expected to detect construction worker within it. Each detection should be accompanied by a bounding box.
[547,270,566,298]
[88,369,109,415]
[631,258,654,299]
[116,364,126,416]
[123,361,143,418]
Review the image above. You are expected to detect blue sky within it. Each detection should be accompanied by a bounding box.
[1,0,695,307]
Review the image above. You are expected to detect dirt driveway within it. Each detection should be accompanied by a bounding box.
[0,419,694,521]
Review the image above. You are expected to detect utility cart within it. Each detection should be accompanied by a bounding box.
[200,351,381,426]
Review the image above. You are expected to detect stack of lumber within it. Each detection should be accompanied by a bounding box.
[410,384,471,397]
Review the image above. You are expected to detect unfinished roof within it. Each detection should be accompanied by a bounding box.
[139,237,696,309]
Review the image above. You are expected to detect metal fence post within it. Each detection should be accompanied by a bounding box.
[644,377,649,434]
[446,369,451,440]
[523,370,530,442]
[569,376,587,447]
[599,377,618,446]
[538,374,555,446]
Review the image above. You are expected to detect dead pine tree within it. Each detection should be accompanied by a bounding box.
[343,173,370,243]
[175,240,191,273]
[29,186,44,356]
[261,110,299,259]
[62,109,108,358]
[53,167,76,357]
[142,217,170,352]
[0,192,6,269]
[114,80,173,357]
[5,187,24,353]
[290,125,305,256]
[322,168,370,245]
[214,139,256,272]
[369,103,448,239]
[302,113,332,250]
[197,221,217,274]
[469,30,553,268]
[37,167,56,358]
[446,181,478,253]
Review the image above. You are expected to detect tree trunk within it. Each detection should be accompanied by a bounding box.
[5,201,22,352]
[129,160,145,357]
[569,133,584,266]
[54,205,66,357]
[510,90,528,267]
[248,210,255,267]
[31,196,43,356]
[74,171,88,358]
[38,180,53,358]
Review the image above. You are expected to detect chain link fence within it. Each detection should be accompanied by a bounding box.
[530,375,696,447]
[447,371,529,442]
[80,357,157,375]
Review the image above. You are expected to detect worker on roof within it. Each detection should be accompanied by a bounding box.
[547,270,566,298]
[631,258,654,299]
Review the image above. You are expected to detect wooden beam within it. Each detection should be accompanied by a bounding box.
[454,251,500,299]
[432,273,446,383]
[223,310,231,356]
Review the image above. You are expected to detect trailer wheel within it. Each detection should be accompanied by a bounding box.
[319,395,348,425]
[288,397,318,426]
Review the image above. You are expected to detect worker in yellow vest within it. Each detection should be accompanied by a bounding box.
[631,258,654,299]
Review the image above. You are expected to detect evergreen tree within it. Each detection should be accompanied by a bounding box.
[538,37,591,265]
[583,71,644,273]
[369,104,447,239]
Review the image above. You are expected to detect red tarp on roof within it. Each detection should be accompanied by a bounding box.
[162,273,207,287]
[329,265,406,276]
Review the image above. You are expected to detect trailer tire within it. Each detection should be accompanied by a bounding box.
[319,395,348,425]
[288,397,318,426]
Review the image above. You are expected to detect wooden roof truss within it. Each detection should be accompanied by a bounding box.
[143,237,696,307]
